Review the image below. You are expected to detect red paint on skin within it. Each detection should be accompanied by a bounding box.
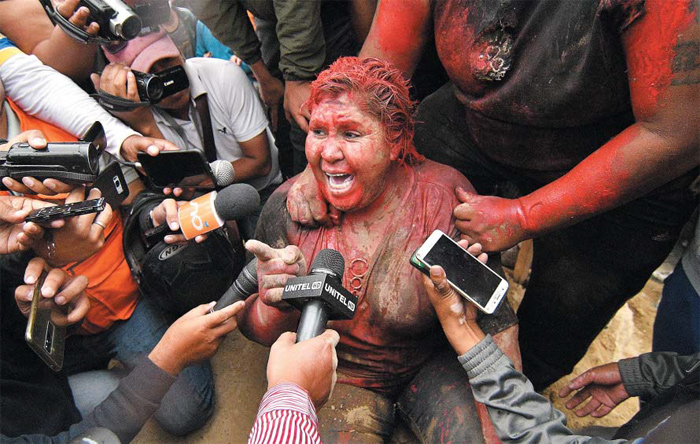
[306,93,396,213]
[624,0,695,118]
[370,0,430,71]
[520,126,639,233]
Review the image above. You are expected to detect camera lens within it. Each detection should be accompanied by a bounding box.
[117,15,142,40]
[133,70,164,102]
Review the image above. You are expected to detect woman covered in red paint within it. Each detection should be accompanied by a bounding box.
[290,0,700,392]
[239,57,520,443]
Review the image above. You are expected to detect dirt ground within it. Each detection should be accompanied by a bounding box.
[134,247,667,443]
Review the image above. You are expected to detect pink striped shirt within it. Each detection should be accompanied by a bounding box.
[249,383,321,444]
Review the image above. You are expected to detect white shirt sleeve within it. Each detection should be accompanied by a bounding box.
[0,52,139,158]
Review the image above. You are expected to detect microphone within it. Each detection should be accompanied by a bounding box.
[213,258,258,310]
[178,183,259,240]
[282,249,358,342]
[210,160,235,187]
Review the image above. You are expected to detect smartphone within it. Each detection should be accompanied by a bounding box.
[412,230,509,314]
[137,151,215,190]
[25,197,106,223]
[92,161,129,208]
[25,272,66,371]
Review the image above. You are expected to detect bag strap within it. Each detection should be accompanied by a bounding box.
[193,93,218,162]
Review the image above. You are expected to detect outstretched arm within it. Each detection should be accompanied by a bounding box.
[454,0,700,252]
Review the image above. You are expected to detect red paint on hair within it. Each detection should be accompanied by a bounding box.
[307,57,424,166]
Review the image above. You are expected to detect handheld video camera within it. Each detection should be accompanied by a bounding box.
[39,0,170,44]
[0,122,105,186]
[132,65,190,103]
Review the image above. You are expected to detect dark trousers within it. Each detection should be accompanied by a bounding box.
[414,83,698,390]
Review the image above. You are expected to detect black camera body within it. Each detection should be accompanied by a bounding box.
[132,66,189,103]
[0,122,104,185]
[0,142,101,184]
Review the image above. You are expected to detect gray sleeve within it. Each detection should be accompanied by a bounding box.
[187,0,262,65]
[461,336,632,444]
[2,357,176,443]
[618,352,700,399]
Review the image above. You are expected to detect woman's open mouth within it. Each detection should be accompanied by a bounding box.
[326,172,354,192]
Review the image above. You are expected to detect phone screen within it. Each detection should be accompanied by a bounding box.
[138,151,215,189]
[422,235,504,308]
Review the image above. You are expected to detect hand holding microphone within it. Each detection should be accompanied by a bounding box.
[149,183,259,244]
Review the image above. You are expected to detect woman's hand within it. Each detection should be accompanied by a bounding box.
[245,239,306,308]
[421,240,488,355]
[15,257,90,327]
[559,362,630,418]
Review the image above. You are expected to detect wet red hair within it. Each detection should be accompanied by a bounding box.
[306,57,424,166]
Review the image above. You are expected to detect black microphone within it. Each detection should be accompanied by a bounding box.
[282,249,358,342]
[213,258,258,310]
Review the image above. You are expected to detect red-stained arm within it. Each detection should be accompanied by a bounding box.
[238,294,300,346]
[358,0,431,76]
[455,0,699,252]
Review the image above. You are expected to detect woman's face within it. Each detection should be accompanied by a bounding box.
[306,93,395,212]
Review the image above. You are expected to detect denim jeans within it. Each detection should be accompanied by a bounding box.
[63,297,215,436]
[316,348,486,443]
[653,262,700,355]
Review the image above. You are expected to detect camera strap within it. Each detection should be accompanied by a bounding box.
[5,167,98,184]
[92,91,152,113]
[38,0,115,46]
[193,93,218,162]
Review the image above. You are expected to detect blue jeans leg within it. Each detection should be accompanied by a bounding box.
[653,263,700,354]
[66,297,215,436]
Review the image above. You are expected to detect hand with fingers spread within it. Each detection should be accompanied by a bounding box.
[454,187,530,253]
[245,239,307,308]
[15,257,90,327]
[267,329,340,410]
[148,300,246,376]
[559,362,630,418]
[421,239,488,356]
[1,130,75,195]
[0,195,66,254]
[35,187,114,266]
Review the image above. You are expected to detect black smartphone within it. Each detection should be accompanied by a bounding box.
[412,230,509,314]
[137,151,215,190]
[92,161,129,208]
[25,272,66,371]
[25,198,106,223]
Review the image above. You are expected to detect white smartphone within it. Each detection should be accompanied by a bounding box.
[413,230,509,314]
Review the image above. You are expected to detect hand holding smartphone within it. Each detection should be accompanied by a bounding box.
[25,272,67,371]
[411,230,508,314]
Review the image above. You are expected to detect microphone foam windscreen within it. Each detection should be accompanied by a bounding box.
[213,183,261,221]
[311,249,345,279]
[210,160,235,186]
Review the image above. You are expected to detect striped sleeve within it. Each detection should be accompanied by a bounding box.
[0,38,23,66]
[248,383,321,444]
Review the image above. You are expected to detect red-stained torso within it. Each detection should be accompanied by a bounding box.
[250,161,516,396]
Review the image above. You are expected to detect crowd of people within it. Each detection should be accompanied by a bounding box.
[0,0,697,443]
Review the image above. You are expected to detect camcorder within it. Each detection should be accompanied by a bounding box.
[0,122,105,187]
[133,65,190,103]
[96,65,189,111]
[39,0,170,44]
